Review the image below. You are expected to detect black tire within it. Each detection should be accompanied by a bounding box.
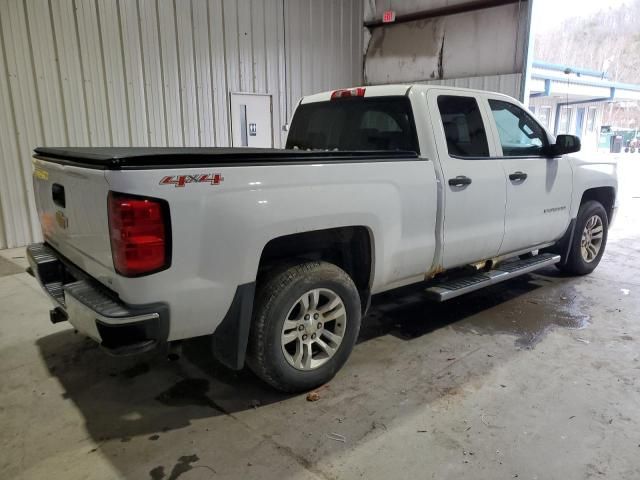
[557,200,608,275]
[247,261,361,392]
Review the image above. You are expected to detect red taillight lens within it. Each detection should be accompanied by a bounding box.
[108,192,170,276]
[330,87,366,99]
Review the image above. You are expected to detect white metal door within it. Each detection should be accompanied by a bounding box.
[230,93,273,148]
[427,89,506,269]
[483,95,573,254]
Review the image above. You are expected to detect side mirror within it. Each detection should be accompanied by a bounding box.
[546,134,581,157]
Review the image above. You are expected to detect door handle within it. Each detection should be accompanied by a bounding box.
[509,171,528,182]
[448,175,472,187]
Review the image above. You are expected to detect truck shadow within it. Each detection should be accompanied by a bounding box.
[36,331,290,442]
[361,267,589,349]
[34,267,587,477]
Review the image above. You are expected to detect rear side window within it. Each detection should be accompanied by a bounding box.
[286,97,419,152]
[488,99,548,157]
[437,95,489,158]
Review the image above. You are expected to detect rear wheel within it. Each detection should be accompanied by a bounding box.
[557,200,608,275]
[247,261,361,392]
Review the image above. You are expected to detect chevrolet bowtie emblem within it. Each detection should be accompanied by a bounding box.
[55,210,68,229]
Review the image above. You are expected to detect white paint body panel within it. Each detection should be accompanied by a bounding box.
[31,159,114,285]
[104,161,438,340]
[30,84,618,343]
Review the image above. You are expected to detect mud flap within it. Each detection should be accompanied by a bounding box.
[542,218,577,266]
[211,282,256,370]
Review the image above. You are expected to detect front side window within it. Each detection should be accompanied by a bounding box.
[489,99,548,157]
[437,95,489,158]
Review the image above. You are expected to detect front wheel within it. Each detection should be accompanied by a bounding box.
[557,200,608,275]
[247,261,361,392]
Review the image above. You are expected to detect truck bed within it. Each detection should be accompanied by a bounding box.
[34,147,418,170]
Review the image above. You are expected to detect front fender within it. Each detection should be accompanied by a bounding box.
[569,155,618,219]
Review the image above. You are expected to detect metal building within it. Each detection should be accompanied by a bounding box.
[0,0,364,249]
[528,61,640,151]
[363,0,533,100]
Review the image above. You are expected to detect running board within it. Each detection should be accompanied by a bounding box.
[424,253,561,302]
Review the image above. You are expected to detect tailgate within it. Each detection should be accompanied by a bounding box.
[32,157,114,280]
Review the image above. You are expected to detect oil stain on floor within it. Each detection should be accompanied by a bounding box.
[155,378,219,409]
[150,454,215,480]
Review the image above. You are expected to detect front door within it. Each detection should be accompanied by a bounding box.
[484,97,573,255]
[230,93,273,147]
[427,90,506,269]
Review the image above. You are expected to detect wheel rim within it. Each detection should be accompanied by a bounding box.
[580,214,604,263]
[280,288,347,371]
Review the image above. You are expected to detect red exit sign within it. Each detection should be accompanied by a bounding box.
[382,10,396,23]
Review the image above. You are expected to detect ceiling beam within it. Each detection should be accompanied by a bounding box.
[364,0,526,28]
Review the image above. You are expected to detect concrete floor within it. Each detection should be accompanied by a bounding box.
[1,156,640,480]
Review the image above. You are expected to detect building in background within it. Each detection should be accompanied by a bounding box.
[0,0,364,249]
[364,0,533,100]
[527,61,640,151]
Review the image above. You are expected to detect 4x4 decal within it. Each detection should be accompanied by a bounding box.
[160,173,224,187]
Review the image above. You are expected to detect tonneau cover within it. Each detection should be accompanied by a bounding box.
[33,147,418,170]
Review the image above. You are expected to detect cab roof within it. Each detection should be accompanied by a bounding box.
[299,84,514,104]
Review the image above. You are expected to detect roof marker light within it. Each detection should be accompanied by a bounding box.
[330,87,366,100]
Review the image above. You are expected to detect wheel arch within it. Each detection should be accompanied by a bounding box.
[579,187,615,222]
[211,226,375,371]
[545,189,613,266]
[257,226,375,314]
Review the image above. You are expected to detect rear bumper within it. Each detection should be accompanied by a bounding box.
[27,243,169,355]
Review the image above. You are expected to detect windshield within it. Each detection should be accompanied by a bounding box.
[286,96,419,152]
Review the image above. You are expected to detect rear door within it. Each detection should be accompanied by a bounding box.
[483,96,573,255]
[427,89,506,268]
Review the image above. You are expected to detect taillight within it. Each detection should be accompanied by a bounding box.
[330,87,366,99]
[108,192,170,277]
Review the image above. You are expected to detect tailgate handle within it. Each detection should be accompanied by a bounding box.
[52,183,66,208]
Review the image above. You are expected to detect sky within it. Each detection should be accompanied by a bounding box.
[533,0,630,31]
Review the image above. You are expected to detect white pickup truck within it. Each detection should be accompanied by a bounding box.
[27,85,617,392]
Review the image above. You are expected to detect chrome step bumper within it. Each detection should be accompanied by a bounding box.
[425,253,561,302]
[26,243,168,355]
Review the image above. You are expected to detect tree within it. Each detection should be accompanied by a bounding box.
[534,0,640,127]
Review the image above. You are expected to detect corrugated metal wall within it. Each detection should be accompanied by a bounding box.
[0,0,363,249]
[363,1,529,100]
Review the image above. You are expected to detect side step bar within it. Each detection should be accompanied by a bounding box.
[425,253,561,302]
